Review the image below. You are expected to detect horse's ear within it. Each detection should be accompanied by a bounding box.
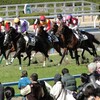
[52,21,57,25]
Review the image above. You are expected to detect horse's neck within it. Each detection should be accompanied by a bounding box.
[12,32,22,43]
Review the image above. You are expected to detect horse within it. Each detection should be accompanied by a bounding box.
[56,22,99,65]
[3,27,54,68]
[28,25,63,66]
[0,32,10,65]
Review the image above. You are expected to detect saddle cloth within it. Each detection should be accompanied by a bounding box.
[74,33,88,41]
[29,37,36,46]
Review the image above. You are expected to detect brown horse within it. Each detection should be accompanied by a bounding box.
[56,22,98,65]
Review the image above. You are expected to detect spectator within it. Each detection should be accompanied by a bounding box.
[83,85,96,100]
[50,73,67,100]
[96,62,100,86]
[50,73,76,100]
[93,55,100,63]
[61,68,77,91]
[76,73,89,100]
[39,81,54,100]
[95,88,100,100]
[4,86,15,100]
[26,73,44,100]
[0,82,4,100]
[18,70,31,96]
[87,62,98,89]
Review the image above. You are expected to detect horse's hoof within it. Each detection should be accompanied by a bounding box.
[50,60,53,62]
[19,67,22,70]
[6,63,8,66]
[32,61,38,64]
[58,63,61,66]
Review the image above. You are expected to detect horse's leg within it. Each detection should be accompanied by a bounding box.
[74,49,80,65]
[17,53,22,70]
[53,43,62,56]
[81,49,86,60]
[58,48,67,66]
[10,48,21,64]
[31,51,38,63]
[69,49,75,59]
[25,50,31,66]
[0,47,9,65]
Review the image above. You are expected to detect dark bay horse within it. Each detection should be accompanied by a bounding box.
[0,32,10,65]
[3,27,54,68]
[37,25,62,56]
[56,22,99,65]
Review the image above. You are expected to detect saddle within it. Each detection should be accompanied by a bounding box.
[73,31,88,42]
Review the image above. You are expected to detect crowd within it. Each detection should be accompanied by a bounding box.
[0,55,100,100]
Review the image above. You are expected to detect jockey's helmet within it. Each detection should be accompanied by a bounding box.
[14,18,20,23]
[40,16,46,21]
[5,21,11,25]
[57,14,63,19]
[66,15,72,21]
[0,17,4,23]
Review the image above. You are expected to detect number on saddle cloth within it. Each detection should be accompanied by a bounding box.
[29,36,36,46]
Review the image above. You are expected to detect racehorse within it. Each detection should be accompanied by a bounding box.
[0,32,9,65]
[56,22,99,65]
[28,25,63,66]
[3,27,55,68]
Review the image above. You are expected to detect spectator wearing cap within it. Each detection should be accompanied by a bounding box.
[61,68,77,92]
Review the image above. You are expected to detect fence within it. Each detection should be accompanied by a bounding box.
[2,74,81,97]
[0,1,99,18]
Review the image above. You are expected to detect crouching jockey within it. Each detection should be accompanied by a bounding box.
[65,15,87,42]
[39,15,59,42]
[13,18,30,46]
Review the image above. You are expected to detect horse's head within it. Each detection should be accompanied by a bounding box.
[51,21,58,34]
[3,27,16,46]
[37,25,48,39]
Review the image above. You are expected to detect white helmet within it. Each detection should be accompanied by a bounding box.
[0,17,4,22]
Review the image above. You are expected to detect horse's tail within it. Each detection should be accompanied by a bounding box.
[82,31,100,45]
[92,36,100,45]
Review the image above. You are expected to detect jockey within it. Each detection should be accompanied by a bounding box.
[65,15,83,41]
[0,17,5,33]
[5,21,12,32]
[39,15,52,41]
[55,14,65,26]
[39,15,59,42]
[13,17,30,46]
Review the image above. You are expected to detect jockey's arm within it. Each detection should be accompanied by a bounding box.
[46,19,51,31]
[21,21,29,33]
